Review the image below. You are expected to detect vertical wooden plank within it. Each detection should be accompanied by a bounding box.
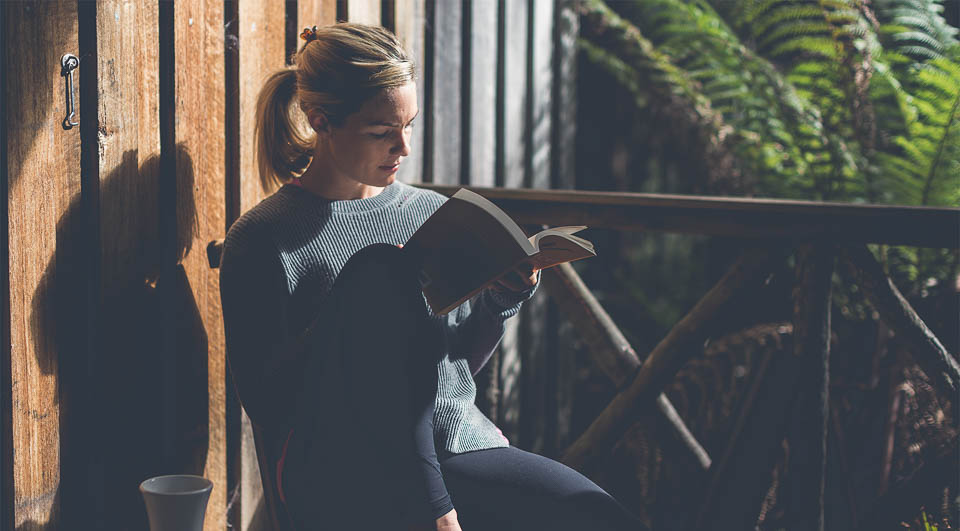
[496,0,528,442]
[3,1,81,527]
[0,3,7,524]
[347,0,380,25]
[786,244,834,531]
[394,0,425,184]
[298,0,337,31]
[551,0,576,190]
[238,3,286,236]
[92,1,164,528]
[175,2,228,529]
[467,0,497,187]
[528,0,552,190]
[236,2,286,529]
[426,0,461,185]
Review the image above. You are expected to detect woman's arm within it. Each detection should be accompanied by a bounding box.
[443,264,541,375]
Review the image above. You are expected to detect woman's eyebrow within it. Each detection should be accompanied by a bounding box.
[366,111,419,127]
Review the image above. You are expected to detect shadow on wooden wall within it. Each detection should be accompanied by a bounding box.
[27,145,209,530]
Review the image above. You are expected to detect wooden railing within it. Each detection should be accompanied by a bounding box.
[421,184,959,531]
[209,185,959,530]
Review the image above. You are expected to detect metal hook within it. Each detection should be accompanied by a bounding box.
[61,53,79,129]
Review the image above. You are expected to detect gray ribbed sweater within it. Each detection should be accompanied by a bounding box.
[219,180,535,454]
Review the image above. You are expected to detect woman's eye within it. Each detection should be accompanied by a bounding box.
[369,131,390,139]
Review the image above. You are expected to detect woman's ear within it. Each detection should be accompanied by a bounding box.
[308,110,329,134]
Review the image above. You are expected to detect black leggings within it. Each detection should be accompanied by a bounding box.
[281,244,642,530]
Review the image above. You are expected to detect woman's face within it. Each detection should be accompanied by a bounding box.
[317,82,418,192]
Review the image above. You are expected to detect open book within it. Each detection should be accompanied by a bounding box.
[403,188,596,315]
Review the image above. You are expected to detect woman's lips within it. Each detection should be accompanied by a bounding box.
[379,162,400,172]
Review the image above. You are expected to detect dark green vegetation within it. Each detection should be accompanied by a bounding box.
[571,1,959,528]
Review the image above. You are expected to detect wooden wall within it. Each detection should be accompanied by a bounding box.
[1,1,578,529]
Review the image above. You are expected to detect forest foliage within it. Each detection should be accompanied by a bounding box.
[578,0,959,290]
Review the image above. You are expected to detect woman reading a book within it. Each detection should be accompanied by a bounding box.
[219,23,642,531]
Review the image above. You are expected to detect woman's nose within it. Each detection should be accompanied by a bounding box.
[392,129,411,156]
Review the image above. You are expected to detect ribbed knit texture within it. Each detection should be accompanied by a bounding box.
[220,181,534,455]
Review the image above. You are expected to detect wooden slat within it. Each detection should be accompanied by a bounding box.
[418,185,960,248]
[393,0,425,184]
[236,2,287,529]
[298,0,337,32]
[4,1,81,527]
[346,0,379,25]
[239,0,286,211]
[92,1,164,528]
[175,2,228,529]
[496,0,528,442]
[427,0,461,184]
[552,0,577,190]
[467,0,497,187]
[785,244,834,531]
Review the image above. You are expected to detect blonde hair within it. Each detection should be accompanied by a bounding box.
[254,23,415,191]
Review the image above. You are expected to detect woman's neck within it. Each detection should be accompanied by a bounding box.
[297,159,384,201]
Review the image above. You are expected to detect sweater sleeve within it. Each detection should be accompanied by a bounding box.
[442,273,540,376]
[220,227,308,430]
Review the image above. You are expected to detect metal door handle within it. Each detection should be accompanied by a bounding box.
[61,53,79,129]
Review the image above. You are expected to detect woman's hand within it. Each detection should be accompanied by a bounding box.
[490,261,540,294]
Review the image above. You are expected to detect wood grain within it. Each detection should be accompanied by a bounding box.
[175,1,228,528]
[393,0,425,184]
[347,0,380,25]
[4,1,81,527]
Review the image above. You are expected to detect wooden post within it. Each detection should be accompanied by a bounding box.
[542,263,711,469]
[785,244,834,531]
[393,0,426,184]
[841,244,959,424]
[561,248,772,473]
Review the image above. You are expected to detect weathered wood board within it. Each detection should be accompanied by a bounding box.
[3,1,81,527]
[174,2,228,528]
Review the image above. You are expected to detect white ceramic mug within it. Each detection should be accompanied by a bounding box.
[140,474,213,531]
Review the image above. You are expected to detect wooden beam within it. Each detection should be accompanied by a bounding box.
[841,244,960,424]
[561,248,773,473]
[542,263,711,469]
[785,244,835,531]
[418,185,960,249]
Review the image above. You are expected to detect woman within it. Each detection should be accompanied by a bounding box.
[220,23,642,530]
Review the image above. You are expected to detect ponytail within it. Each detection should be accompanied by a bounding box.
[254,68,314,192]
